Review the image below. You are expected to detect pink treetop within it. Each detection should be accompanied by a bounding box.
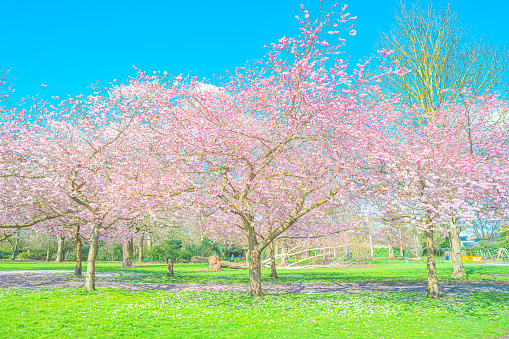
[0,72,193,240]
[372,91,509,231]
[141,3,406,255]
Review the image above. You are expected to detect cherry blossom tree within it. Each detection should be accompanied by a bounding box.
[376,91,509,298]
[0,74,194,291]
[146,3,405,297]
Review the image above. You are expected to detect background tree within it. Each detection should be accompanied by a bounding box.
[379,1,508,279]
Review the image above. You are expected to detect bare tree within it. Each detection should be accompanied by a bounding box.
[470,208,505,244]
[380,1,507,114]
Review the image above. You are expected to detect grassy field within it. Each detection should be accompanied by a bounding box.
[1,261,509,338]
[1,288,509,338]
[0,260,508,285]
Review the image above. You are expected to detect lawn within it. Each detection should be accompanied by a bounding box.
[0,260,508,285]
[1,261,508,338]
[1,288,508,338]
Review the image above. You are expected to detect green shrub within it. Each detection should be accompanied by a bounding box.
[16,252,33,260]
[0,250,12,259]
[146,242,180,262]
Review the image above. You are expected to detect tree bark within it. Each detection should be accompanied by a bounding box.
[388,244,394,257]
[137,237,143,263]
[74,239,82,276]
[10,237,18,261]
[55,236,64,263]
[220,261,248,269]
[122,240,133,267]
[167,258,174,277]
[369,234,374,257]
[73,225,82,275]
[269,241,277,279]
[388,243,397,260]
[449,226,466,278]
[425,229,439,299]
[399,229,404,256]
[46,240,50,261]
[84,224,100,292]
[281,242,289,266]
[248,249,263,298]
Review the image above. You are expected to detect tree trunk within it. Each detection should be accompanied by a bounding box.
[75,239,82,276]
[73,225,82,276]
[399,229,404,256]
[388,243,397,260]
[122,240,133,267]
[281,242,289,266]
[10,237,18,260]
[167,258,174,277]
[388,244,394,257]
[425,229,439,299]
[84,224,100,292]
[137,237,143,263]
[108,245,114,262]
[248,249,263,298]
[219,261,249,269]
[46,240,50,261]
[369,234,373,257]
[55,236,64,263]
[449,226,466,278]
[269,241,277,279]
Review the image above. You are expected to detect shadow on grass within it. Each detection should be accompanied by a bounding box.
[1,260,507,284]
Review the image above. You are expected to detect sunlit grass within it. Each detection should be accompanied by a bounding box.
[0,288,508,338]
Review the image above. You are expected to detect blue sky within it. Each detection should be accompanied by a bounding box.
[1,0,508,102]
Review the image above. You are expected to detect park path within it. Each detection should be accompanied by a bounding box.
[0,270,508,294]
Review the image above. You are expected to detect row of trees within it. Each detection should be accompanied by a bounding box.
[1,1,508,298]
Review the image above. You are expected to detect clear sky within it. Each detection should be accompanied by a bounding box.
[1,0,508,102]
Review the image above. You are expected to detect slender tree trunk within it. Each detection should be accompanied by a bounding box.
[74,239,83,276]
[73,225,82,275]
[281,242,289,266]
[10,237,18,260]
[55,236,64,263]
[167,258,174,277]
[425,229,439,299]
[388,244,395,258]
[248,249,263,298]
[46,240,50,261]
[84,224,100,292]
[137,237,143,263]
[449,226,465,278]
[399,229,404,256]
[75,239,82,276]
[269,241,277,279]
[109,244,114,262]
[122,240,133,267]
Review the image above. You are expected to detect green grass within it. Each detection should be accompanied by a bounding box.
[0,288,508,338]
[1,260,508,285]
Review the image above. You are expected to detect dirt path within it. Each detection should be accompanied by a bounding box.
[1,270,508,294]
